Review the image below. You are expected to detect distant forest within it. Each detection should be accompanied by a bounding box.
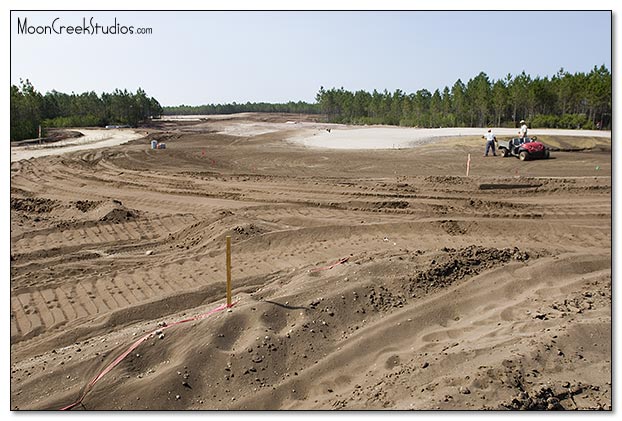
[11,65,610,142]
[163,101,319,116]
[10,80,162,141]
[315,66,611,130]
[164,65,611,130]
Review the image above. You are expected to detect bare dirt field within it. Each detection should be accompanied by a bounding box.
[9,113,611,411]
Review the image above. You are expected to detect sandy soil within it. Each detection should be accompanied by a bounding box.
[10,128,146,162]
[9,113,611,411]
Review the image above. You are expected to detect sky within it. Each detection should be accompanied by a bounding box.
[9,9,612,106]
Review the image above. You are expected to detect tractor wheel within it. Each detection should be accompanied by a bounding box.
[519,151,529,161]
[500,148,509,157]
[544,149,550,159]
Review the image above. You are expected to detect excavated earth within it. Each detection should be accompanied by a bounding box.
[9,114,611,411]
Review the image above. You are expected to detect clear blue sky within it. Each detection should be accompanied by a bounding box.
[10,10,612,106]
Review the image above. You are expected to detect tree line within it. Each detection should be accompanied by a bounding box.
[11,65,610,142]
[315,65,611,130]
[10,79,162,141]
[163,101,319,116]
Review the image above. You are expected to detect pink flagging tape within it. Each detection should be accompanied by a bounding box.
[309,256,349,272]
[60,301,234,410]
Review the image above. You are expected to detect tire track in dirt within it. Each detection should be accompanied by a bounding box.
[10,213,608,347]
[10,123,610,410]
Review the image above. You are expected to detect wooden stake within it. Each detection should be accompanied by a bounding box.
[466,153,471,177]
[226,235,232,307]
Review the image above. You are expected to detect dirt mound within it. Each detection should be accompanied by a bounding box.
[407,246,531,297]
[99,208,139,223]
[11,197,58,213]
[233,222,269,238]
[9,116,611,411]
[44,129,84,143]
[502,383,591,410]
[73,200,101,213]
[88,200,140,223]
[536,135,611,152]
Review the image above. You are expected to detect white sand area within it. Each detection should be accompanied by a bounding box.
[290,126,611,150]
[11,129,145,162]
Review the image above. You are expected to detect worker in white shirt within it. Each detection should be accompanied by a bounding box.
[484,128,497,157]
[519,120,528,140]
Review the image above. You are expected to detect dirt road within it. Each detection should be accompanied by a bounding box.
[10,114,611,410]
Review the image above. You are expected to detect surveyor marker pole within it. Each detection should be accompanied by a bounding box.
[466,153,471,177]
[226,235,232,307]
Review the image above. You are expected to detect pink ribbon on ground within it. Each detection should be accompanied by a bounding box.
[60,301,234,410]
[309,256,349,272]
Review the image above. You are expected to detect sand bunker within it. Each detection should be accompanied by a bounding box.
[10,129,145,162]
[290,126,611,150]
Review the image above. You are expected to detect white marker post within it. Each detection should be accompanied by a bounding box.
[466,153,471,177]
[226,236,232,307]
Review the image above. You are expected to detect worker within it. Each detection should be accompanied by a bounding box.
[484,129,497,157]
[519,120,528,140]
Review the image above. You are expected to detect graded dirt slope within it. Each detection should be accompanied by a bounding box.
[9,114,611,410]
